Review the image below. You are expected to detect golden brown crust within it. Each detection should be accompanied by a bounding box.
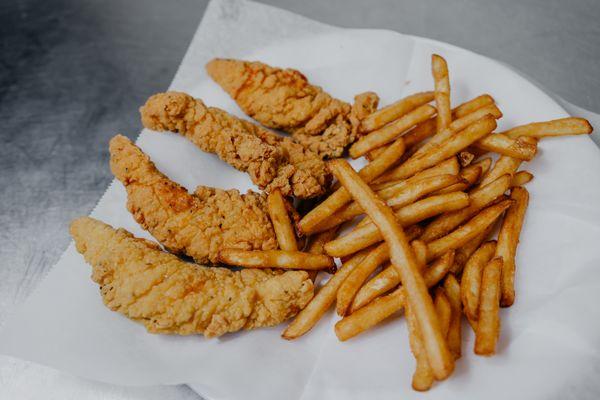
[109,134,277,264]
[140,92,330,198]
[206,59,378,158]
[70,217,314,337]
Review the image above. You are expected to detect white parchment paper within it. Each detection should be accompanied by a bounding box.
[1,1,600,399]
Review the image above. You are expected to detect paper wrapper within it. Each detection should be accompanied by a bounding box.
[1,1,600,399]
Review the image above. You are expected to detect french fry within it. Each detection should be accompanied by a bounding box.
[434,288,452,338]
[350,104,436,159]
[503,117,592,138]
[434,164,481,195]
[420,174,512,242]
[306,227,340,281]
[460,241,497,321]
[478,137,536,186]
[432,54,451,133]
[218,249,334,270]
[337,251,454,340]
[497,187,529,307]
[426,199,513,262]
[412,104,502,159]
[381,115,497,182]
[475,133,537,161]
[267,190,298,252]
[453,94,495,118]
[472,157,492,179]
[282,248,370,339]
[452,223,496,274]
[373,156,460,189]
[405,299,435,391]
[351,250,454,313]
[299,138,406,234]
[458,151,475,167]
[336,243,390,316]
[328,159,454,380]
[511,170,533,187]
[325,192,469,257]
[313,174,460,233]
[443,274,462,359]
[400,95,496,156]
[474,257,503,356]
[360,91,435,133]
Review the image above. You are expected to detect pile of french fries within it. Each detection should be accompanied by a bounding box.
[217,54,593,391]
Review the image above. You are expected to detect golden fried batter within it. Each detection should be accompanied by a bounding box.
[70,217,314,337]
[140,92,330,199]
[206,58,379,158]
[109,135,277,264]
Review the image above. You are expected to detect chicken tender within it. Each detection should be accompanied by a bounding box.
[140,92,330,198]
[70,217,314,338]
[109,134,277,264]
[206,58,378,158]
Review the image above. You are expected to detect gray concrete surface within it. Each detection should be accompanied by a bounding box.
[1,0,599,398]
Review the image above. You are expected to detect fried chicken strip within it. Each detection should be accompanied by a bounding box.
[206,58,378,158]
[70,217,314,338]
[109,134,277,264]
[140,92,330,199]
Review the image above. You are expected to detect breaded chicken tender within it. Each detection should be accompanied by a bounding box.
[140,92,330,199]
[109,134,277,264]
[70,217,314,337]
[206,58,378,158]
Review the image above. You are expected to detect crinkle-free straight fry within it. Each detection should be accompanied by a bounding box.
[360,91,435,133]
[406,299,435,391]
[313,174,460,233]
[337,240,426,316]
[511,171,533,187]
[458,151,475,167]
[401,95,496,154]
[435,164,481,195]
[460,241,497,321]
[443,274,462,359]
[454,94,495,118]
[432,54,452,133]
[351,250,454,313]
[475,257,503,356]
[420,174,511,242]
[325,192,469,257]
[299,138,406,234]
[478,137,537,187]
[219,249,334,270]
[472,157,492,178]
[382,115,497,182]
[413,104,502,159]
[306,227,340,281]
[503,117,592,138]
[336,243,389,316]
[328,159,454,380]
[350,104,436,158]
[452,223,496,274]
[282,248,370,339]
[434,288,452,338]
[267,190,298,251]
[474,133,537,161]
[337,251,453,340]
[426,200,513,262]
[373,157,460,189]
[497,187,530,307]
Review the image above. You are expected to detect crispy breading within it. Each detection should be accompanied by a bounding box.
[70,217,314,338]
[206,58,378,158]
[109,135,277,264]
[140,92,330,198]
